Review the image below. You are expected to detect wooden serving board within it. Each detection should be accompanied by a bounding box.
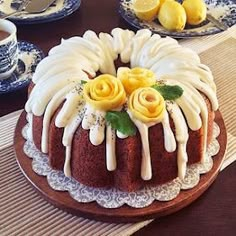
[14,111,227,223]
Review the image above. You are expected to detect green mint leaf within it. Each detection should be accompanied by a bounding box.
[105,111,136,136]
[81,80,87,85]
[152,84,183,100]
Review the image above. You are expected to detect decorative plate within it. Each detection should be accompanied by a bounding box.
[0,0,81,24]
[0,41,44,94]
[119,0,236,38]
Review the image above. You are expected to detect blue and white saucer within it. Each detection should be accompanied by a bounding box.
[119,0,236,38]
[0,0,81,24]
[0,41,44,94]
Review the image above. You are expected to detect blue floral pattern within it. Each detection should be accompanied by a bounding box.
[0,40,18,74]
[0,41,44,94]
[119,0,236,38]
[0,0,81,24]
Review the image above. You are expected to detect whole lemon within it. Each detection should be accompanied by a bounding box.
[158,0,186,31]
[182,0,207,25]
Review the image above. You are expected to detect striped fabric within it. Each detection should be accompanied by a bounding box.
[0,28,236,235]
[0,113,153,236]
[180,25,236,54]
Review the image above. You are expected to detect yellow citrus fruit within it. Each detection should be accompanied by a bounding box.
[159,0,167,7]
[133,0,160,21]
[182,0,207,25]
[158,0,186,31]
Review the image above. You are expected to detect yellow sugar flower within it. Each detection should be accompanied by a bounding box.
[117,67,156,95]
[83,74,126,111]
[128,87,165,123]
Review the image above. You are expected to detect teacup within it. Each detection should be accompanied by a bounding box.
[0,19,18,80]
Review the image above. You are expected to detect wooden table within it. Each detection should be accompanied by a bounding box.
[0,0,235,235]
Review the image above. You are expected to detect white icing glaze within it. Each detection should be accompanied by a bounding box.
[41,84,76,153]
[133,118,153,181]
[82,104,106,146]
[106,125,117,171]
[161,110,176,153]
[26,28,218,182]
[167,102,189,180]
[64,146,72,177]
[116,130,128,139]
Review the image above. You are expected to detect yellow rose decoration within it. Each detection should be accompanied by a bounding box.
[117,67,156,95]
[83,74,126,111]
[128,87,165,123]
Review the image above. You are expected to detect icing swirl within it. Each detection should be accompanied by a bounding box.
[83,74,126,111]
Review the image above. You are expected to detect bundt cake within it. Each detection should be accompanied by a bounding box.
[25,28,218,192]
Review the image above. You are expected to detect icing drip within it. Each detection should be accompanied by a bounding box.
[167,102,189,180]
[106,125,117,171]
[180,82,209,163]
[133,118,153,181]
[62,107,85,147]
[176,93,202,131]
[89,114,106,146]
[82,104,106,146]
[161,110,176,152]
[41,84,76,153]
[116,130,128,139]
[64,146,72,177]
[25,73,84,116]
[160,73,218,111]
[63,108,85,177]
[163,79,209,163]
[55,88,84,128]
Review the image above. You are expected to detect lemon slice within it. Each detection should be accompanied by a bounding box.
[133,0,160,21]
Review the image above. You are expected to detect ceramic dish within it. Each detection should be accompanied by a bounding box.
[0,0,81,24]
[119,0,236,38]
[0,41,44,94]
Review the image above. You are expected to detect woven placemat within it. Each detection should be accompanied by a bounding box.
[0,29,236,236]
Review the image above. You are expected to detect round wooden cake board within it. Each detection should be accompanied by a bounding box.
[14,111,227,223]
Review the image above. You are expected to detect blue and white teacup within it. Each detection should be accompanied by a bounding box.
[0,19,18,80]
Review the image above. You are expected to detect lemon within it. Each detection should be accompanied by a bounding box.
[182,0,207,25]
[133,0,160,21]
[158,0,186,31]
[159,0,167,7]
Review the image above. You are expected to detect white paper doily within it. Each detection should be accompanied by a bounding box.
[22,119,220,209]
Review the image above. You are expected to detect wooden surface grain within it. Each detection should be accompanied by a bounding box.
[0,0,236,234]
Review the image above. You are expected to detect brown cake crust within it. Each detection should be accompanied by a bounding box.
[115,133,143,192]
[30,83,215,192]
[71,127,113,188]
[48,107,65,170]
[32,115,43,152]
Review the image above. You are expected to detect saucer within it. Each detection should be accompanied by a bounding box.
[0,41,44,94]
[0,0,81,24]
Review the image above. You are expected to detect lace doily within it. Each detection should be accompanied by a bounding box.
[22,119,220,209]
